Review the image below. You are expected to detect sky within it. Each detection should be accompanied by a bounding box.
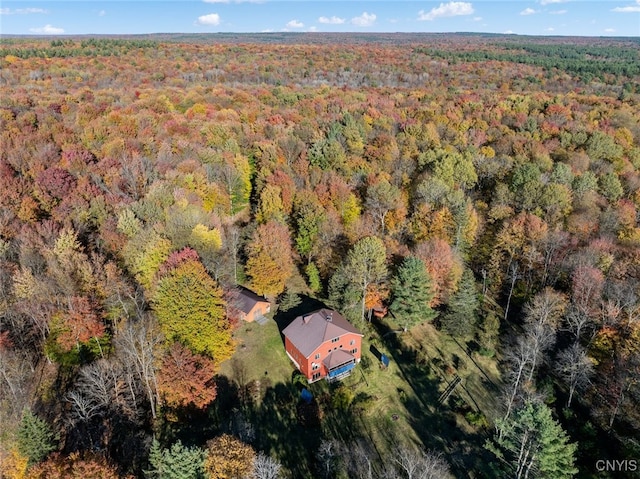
[0,0,639,37]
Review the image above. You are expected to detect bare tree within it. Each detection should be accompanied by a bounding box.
[522,288,566,381]
[344,440,376,479]
[114,317,162,418]
[316,439,338,479]
[392,445,451,479]
[503,262,519,321]
[564,306,597,345]
[0,347,32,420]
[71,358,137,419]
[555,344,594,408]
[253,452,282,479]
[503,339,534,424]
[65,390,102,423]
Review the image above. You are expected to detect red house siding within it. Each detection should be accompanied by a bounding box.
[285,332,362,382]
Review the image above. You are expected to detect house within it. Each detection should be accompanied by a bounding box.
[235,286,271,323]
[283,308,363,383]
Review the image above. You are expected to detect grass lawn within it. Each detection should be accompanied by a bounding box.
[218,316,293,389]
[216,305,503,478]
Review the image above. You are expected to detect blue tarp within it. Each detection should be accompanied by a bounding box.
[381,354,390,367]
[327,362,355,378]
[301,388,313,404]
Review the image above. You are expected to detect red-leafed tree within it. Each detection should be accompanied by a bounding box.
[36,167,77,207]
[51,296,106,352]
[413,238,463,306]
[157,342,217,409]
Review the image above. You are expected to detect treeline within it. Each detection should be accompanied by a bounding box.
[0,38,157,59]
[417,40,640,83]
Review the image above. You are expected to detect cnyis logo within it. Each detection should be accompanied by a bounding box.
[595,459,638,472]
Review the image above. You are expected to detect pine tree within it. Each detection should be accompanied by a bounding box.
[477,311,500,356]
[441,267,480,339]
[17,410,57,466]
[146,438,205,479]
[487,400,577,479]
[390,256,437,330]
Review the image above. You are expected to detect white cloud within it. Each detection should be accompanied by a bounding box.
[351,12,376,27]
[286,19,304,28]
[604,28,616,32]
[308,26,317,32]
[98,10,106,16]
[550,9,567,14]
[29,24,64,34]
[196,13,221,25]
[612,1,640,13]
[504,30,515,34]
[547,27,555,31]
[1,7,47,15]
[540,0,569,5]
[473,16,483,21]
[418,2,474,21]
[318,15,345,25]
[521,8,537,15]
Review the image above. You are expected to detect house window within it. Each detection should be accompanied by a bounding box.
[312,372,321,381]
[331,337,340,343]
[351,348,358,354]
[312,363,319,370]
[350,339,355,346]
[315,353,320,360]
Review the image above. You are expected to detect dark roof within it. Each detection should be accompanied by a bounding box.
[323,349,355,370]
[235,286,269,315]
[282,308,362,358]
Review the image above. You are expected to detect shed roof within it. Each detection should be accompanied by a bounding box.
[282,308,362,358]
[235,286,269,315]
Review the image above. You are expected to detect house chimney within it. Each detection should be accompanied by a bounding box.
[303,315,311,324]
[326,312,333,322]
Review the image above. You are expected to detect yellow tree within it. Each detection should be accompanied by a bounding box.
[204,434,255,479]
[152,254,233,362]
[245,221,294,297]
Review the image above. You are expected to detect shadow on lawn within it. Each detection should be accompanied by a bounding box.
[371,316,495,479]
[214,373,320,479]
[250,381,321,479]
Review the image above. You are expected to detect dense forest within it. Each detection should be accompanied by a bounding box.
[1,33,640,478]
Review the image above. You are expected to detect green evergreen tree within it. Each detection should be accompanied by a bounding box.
[487,401,577,479]
[305,262,322,293]
[17,409,57,466]
[278,288,301,312]
[390,256,437,330]
[477,311,500,356]
[293,193,325,261]
[146,438,206,479]
[441,267,480,339]
[327,265,362,324]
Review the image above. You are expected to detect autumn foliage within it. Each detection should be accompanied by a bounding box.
[0,33,639,478]
[157,342,218,409]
